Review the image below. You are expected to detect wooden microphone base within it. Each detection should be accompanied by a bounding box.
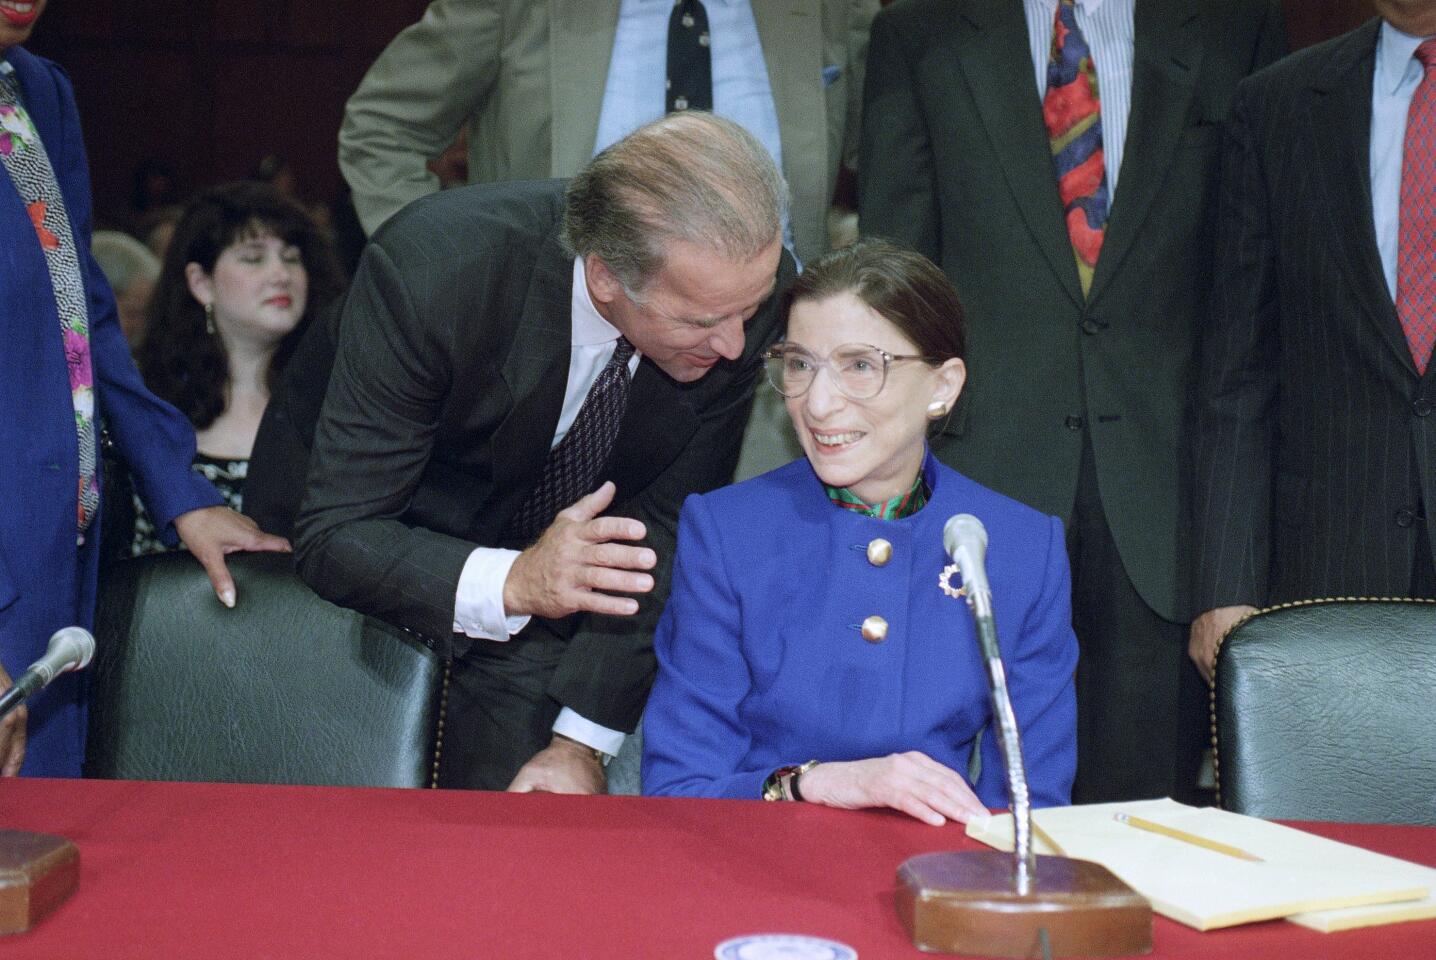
[897,851,1152,957]
[0,830,79,936]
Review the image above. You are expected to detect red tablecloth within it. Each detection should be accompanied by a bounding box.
[1,778,1432,959]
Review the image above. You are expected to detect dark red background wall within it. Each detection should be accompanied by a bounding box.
[26,0,1376,230]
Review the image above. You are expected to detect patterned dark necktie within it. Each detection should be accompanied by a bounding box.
[1043,0,1109,297]
[505,337,636,541]
[0,69,100,535]
[1398,39,1436,375]
[666,0,713,112]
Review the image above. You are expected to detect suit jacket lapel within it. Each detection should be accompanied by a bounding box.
[954,0,1084,309]
[1088,0,1201,304]
[1305,21,1406,372]
[549,0,620,174]
[606,360,699,499]
[488,227,573,518]
[1,51,70,408]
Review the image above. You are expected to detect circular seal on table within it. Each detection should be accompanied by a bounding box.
[714,934,858,960]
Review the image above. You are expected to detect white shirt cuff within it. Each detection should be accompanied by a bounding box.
[452,547,531,640]
[553,708,627,758]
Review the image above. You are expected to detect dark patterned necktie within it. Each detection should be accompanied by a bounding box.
[666,0,712,112]
[0,69,100,535]
[1398,39,1436,375]
[505,337,636,541]
[1043,0,1109,297]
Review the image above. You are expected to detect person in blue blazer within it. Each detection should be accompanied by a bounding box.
[0,1,288,777]
[642,239,1077,823]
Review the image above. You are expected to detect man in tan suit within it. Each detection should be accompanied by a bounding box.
[340,0,873,269]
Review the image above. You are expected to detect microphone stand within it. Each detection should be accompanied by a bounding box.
[967,576,1037,896]
[895,520,1151,958]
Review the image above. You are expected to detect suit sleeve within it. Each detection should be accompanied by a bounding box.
[338,0,503,235]
[640,494,768,799]
[293,238,477,644]
[1191,81,1279,611]
[974,514,1078,809]
[545,255,796,734]
[855,6,941,260]
[41,61,220,537]
[840,0,880,171]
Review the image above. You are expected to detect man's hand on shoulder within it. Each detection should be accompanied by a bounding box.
[506,733,607,795]
[1188,605,1259,684]
[173,506,291,608]
[502,482,656,620]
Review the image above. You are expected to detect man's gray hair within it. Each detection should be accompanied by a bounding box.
[562,112,788,294]
[92,229,161,293]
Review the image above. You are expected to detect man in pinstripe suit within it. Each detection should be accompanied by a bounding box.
[860,0,1285,803]
[1191,1,1436,679]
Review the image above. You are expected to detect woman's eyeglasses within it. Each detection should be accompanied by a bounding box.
[763,342,941,400]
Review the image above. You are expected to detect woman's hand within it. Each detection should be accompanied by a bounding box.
[795,752,987,826]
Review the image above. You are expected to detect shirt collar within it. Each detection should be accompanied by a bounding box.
[1072,0,1107,14]
[1376,20,1433,97]
[570,256,628,348]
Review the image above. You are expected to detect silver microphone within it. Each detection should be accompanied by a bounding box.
[0,627,96,719]
[944,513,992,614]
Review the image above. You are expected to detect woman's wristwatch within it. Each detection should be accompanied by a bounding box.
[761,759,821,802]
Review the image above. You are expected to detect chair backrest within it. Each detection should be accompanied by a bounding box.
[86,552,446,788]
[1215,598,1436,825]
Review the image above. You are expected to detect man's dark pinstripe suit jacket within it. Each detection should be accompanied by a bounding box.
[1193,18,1436,610]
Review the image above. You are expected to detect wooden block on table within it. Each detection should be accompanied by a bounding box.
[0,830,79,935]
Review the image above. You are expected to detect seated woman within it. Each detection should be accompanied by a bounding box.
[641,239,1077,824]
[123,181,342,555]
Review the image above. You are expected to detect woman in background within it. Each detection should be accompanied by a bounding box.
[642,239,1077,823]
[127,181,342,554]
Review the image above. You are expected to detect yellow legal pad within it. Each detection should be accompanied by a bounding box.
[966,798,1436,932]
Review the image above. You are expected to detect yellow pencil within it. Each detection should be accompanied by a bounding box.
[1113,812,1264,863]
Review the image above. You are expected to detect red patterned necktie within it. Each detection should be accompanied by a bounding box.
[1043,0,1109,297]
[1399,39,1436,376]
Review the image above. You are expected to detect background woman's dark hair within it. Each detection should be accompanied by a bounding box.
[137,180,344,430]
[783,238,966,362]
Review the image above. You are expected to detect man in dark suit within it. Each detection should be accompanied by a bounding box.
[858,0,1284,802]
[1190,1,1436,676]
[291,113,791,793]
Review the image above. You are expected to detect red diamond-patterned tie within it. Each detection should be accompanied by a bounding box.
[1398,39,1436,375]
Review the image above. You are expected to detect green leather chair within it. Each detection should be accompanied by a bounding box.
[1214,598,1436,825]
[86,551,446,788]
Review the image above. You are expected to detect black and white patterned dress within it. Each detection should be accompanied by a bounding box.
[129,454,247,557]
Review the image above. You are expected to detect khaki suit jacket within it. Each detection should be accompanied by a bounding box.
[339,0,875,264]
